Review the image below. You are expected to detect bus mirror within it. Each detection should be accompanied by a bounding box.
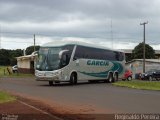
[59,50,69,59]
[62,55,67,65]
[61,54,70,66]
[59,50,70,67]
[73,57,77,61]
[32,51,38,56]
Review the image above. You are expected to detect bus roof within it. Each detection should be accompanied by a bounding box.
[42,41,124,52]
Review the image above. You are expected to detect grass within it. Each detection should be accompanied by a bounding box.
[0,66,34,78]
[0,91,16,103]
[113,80,160,91]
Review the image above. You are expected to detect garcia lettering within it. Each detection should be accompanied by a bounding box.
[87,60,109,66]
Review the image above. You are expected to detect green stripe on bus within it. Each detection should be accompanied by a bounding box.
[79,62,124,78]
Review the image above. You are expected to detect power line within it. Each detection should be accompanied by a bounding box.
[1,40,33,44]
[1,31,33,36]
[0,32,157,43]
[0,31,147,38]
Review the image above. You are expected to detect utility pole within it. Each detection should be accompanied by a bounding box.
[140,21,148,73]
[34,34,36,52]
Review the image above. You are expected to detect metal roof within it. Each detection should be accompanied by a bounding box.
[126,59,160,64]
[121,49,160,54]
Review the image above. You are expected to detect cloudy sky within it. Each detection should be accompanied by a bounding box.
[0,0,160,50]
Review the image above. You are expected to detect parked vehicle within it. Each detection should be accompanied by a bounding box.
[123,69,132,81]
[12,65,18,73]
[141,69,160,81]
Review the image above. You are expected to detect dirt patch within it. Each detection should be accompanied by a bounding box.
[0,94,96,120]
[0,101,58,120]
[16,96,93,120]
[0,95,115,120]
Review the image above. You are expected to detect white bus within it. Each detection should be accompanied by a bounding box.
[35,41,125,85]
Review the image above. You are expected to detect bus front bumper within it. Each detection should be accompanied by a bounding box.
[35,70,61,81]
[35,76,59,81]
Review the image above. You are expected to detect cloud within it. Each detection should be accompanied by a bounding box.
[1,0,159,22]
[0,0,160,50]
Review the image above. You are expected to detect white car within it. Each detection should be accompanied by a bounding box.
[12,65,18,73]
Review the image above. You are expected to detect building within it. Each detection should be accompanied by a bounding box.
[126,59,160,78]
[16,52,37,74]
[123,49,160,59]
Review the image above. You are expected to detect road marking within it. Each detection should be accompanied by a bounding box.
[18,100,63,120]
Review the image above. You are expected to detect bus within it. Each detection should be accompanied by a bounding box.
[35,41,125,85]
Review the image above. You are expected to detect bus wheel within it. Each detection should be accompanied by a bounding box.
[114,73,118,82]
[108,73,113,83]
[49,81,53,86]
[70,73,77,85]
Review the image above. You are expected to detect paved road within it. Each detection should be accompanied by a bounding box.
[0,78,160,113]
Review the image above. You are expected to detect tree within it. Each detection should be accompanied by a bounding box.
[0,49,23,66]
[10,49,23,65]
[132,43,155,59]
[0,49,10,65]
[25,45,40,55]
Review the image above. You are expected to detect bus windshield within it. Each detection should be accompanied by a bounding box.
[36,47,62,71]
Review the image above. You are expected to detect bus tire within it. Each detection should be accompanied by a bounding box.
[49,81,53,86]
[114,73,118,82]
[108,73,113,83]
[70,73,77,85]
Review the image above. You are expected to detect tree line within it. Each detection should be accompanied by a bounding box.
[0,46,40,66]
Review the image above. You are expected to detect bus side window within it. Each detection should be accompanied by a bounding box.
[74,46,82,59]
[61,53,70,67]
[62,54,67,66]
[85,54,89,59]
[119,52,124,61]
[115,52,119,61]
[66,54,70,65]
